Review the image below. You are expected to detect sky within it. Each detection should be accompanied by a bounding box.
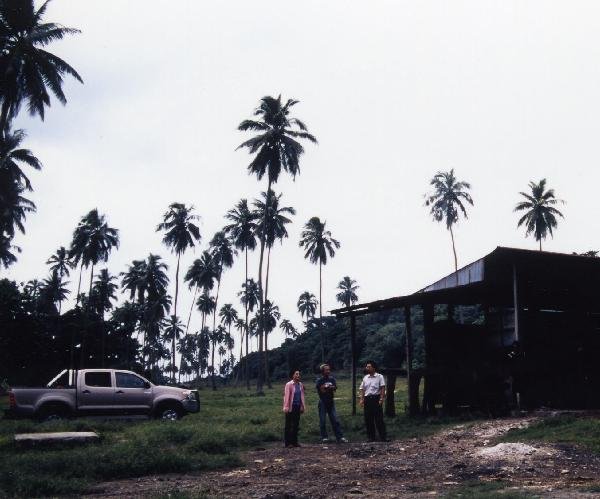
[7,0,600,356]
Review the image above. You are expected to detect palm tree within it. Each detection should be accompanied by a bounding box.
[252,189,295,300]
[196,292,216,330]
[0,234,19,269]
[40,270,69,314]
[164,315,184,383]
[69,208,119,306]
[425,169,474,272]
[336,276,359,308]
[0,128,42,187]
[46,246,74,280]
[0,175,35,239]
[120,259,147,304]
[280,319,298,339]
[209,325,225,389]
[514,179,565,251]
[297,291,318,322]
[299,216,340,360]
[224,199,256,385]
[91,268,118,367]
[156,203,201,320]
[238,278,259,388]
[238,95,317,394]
[184,250,218,333]
[256,300,280,385]
[0,0,83,133]
[208,231,236,341]
[233,317,246,384]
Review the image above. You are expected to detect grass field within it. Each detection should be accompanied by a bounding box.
[0,378,454,497]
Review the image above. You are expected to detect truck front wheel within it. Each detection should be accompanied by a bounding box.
[155,402,183,421]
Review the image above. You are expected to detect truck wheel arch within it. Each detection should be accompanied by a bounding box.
[36,401,72,422]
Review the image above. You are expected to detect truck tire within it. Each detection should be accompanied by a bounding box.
[37,403,70,422]
[156,402,183,421]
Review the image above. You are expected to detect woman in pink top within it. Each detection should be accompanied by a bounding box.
[283,369,306,447]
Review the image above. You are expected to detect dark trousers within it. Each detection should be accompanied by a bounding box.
[364,395,386,440]
[284,406,301,446]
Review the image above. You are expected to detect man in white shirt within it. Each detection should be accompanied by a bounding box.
[359,360,388,442]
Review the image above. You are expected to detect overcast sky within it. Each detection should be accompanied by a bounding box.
[6,0,600,353]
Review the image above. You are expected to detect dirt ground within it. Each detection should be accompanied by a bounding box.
[87,416,600,498]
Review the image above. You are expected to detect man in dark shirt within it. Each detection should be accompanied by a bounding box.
[316,364,347,443]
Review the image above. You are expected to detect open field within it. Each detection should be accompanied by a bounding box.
[0,378,453,497]
[2,381,600,498]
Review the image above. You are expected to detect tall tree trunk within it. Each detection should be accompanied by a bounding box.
[185,285,198,333]
[101,312,106,368]
[539,239,542,251]
[318,261,325,362]
[245,248,250,390]
[255,180,271,395]
[449,225,458,273]
[75,261,83,307]
[211,266,223,391]
[0,99,11,137]
[171,254,181,384]
[79,264,94,368]
[264,246,272,388]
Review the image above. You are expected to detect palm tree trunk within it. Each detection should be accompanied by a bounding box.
[255,181,271,395]
[75,261,84,307]
[264,246,272,389]
[449,225,458,273]
[0,100,12,138]
[539,239,542,251]
[319,261,325,362]
[185,285,198,333]
[245,248,250,390]
[211,267,223,391]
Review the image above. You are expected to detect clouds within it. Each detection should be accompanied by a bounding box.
[6,0,600,352]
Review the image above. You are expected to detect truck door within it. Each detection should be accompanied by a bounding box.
[114,371,153,412]
[78,371,115,411]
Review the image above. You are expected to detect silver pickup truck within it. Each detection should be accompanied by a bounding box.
[6,369,199,421]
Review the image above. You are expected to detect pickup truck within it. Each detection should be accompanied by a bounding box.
[5,369,199,421]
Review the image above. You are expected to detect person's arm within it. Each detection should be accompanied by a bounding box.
[378,375,386,406]
[359,379,365,407]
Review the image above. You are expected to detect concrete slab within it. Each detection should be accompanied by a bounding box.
[14,431,99,444]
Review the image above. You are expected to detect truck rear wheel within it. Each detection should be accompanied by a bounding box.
[37,403,70,422]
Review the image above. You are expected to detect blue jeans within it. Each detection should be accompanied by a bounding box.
[318,400,343,440]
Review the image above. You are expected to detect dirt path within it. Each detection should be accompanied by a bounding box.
[88,416,600,498]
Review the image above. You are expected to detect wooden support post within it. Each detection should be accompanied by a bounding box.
[404,305,419,416]
[422,302,434,415]
[350,314,357,416]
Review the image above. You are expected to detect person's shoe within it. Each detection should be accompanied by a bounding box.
[321,438,329,443]
[337,437,348,443]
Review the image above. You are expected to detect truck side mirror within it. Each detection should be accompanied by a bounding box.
[144,382,151,389]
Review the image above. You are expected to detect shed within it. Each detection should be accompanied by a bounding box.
[331,247,600,416]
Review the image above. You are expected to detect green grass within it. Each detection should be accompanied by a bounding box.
[500,415,600,454]
[0,378,457,497]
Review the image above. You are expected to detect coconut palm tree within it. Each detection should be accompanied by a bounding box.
[40,270,69,314]
[208,231,236,340]
[238,278,259,388]
[0,175,35,239]
[238,95,317,394]
[252,189,295,300]
[0,0,83,133]
[46,246,74,280]
[514,179,565,251]
[196,292,216,331]
[91,268,118,367]
[120,259,147,304]
[233,317,246,384]
[299,216,340,359]
[297,291,318,322]
[156,203,201,320]
[425,169,474,272]
[255,300,280,385]
[164,315,184,382]
[184,250,218,333]
[336,276,359,308]
[209,325,225,389]
[69,208,119,306]
[280,319,298,339]
[0,234,19,269]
